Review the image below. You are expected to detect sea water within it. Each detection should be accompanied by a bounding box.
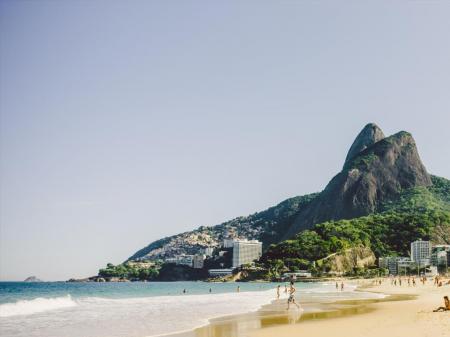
[0,281,382,337]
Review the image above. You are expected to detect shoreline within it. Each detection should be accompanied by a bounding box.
[171,278,450,337]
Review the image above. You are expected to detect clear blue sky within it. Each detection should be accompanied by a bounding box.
[1,1,449,281]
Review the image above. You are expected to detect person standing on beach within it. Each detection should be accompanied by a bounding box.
[284,284,288,294]
[340,282,344,291]
[237,286,240,293]
[277,285,281,299]
[286,282,300,310]
[336,282,339,290]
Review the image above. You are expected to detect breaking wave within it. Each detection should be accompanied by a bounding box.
[0,295,77,317]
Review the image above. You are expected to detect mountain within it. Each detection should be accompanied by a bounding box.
[126,123,448,263]
[283,128,432,239]
[344,122,385,166]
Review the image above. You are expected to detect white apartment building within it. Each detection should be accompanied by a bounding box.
[232,240,262,268]
[411,240,431,266]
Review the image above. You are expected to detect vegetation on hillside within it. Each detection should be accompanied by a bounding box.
[98,262,160,281]
[262,177,450,274]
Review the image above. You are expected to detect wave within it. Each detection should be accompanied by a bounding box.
[0,295,77,317]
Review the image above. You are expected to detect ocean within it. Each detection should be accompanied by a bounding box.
[0,281,382,337]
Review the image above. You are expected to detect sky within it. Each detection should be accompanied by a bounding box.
[1,1,449,281]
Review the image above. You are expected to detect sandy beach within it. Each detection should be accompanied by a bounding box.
[251,279,450,337]
[179,278,450,337]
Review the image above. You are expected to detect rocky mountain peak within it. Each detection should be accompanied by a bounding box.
[284,125,432,239]
[344,123,385,167]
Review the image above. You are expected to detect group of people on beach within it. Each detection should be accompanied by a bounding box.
[387,275,450,288]
[374,275,450,312]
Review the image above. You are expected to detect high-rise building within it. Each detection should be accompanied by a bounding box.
[411,240,431,266]
[232,240,262,268]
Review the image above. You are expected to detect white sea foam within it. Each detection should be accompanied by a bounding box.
[0,295,77,317]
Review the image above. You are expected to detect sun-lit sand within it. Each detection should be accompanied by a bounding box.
[250,279,450,337]
[177,278,450,337]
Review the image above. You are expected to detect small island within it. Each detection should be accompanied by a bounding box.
[24,276,43,282]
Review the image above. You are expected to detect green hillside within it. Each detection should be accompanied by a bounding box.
[262,176,450,271]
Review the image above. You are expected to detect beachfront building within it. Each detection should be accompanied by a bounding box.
[165,255,194,267]
[208,268,233,277]
[411,240,431,267]
[379,256,411,275]
[232,240,262,268]
[430,245,450,265]
[193,254,206,269]
[282,271,312,280]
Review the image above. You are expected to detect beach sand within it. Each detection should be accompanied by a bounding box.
[251,280,450,337]
[177,278,450,337]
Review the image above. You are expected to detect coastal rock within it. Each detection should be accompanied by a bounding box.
[316,246,376,274]
[24,276,43,282]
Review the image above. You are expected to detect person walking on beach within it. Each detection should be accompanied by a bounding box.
[286,281,300,310]
[277,285,281,299]
[284,284,288,294]
[340,282,344,291]
[237,286,240,293]
[336,282,339,290]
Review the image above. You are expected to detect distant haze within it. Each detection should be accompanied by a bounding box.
[1,1,449,281]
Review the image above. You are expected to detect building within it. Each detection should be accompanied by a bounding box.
[223,238,237,248]
[397,257,415,274]
[379,256,411,275]
[282,271,312,280]
[411,240,431,267]
[202,247,214,256]
[165,255,194,267]
[232,240,262,268]
[431,245,450,267]
[208,268,233,277]
[193,254,205,269]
